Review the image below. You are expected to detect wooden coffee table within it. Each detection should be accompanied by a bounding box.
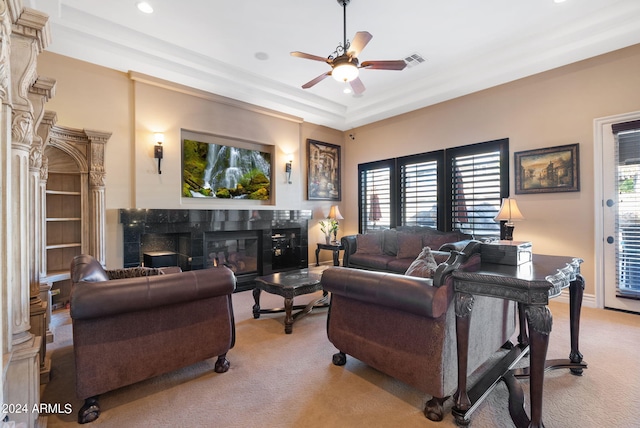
[253,266,330,334]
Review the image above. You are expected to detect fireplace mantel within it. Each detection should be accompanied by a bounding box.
[120,209,311,290]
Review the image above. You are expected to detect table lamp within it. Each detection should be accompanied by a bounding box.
[494,198,524,240]
[328,205,344,243]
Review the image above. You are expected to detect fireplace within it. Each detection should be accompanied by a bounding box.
[206,231,260,282]
[120,209,311,291]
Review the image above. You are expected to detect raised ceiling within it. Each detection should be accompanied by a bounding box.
[32,0,640,131]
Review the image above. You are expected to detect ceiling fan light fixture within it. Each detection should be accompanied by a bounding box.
[332,61,359,83]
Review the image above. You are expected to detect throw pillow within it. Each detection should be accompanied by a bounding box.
[396,232,424,259]
[106,267,164,280]
[405,246,438,278]
[382,228,398,256]
[355,233,382,255]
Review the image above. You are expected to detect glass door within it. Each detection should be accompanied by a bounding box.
[603,118,640,313]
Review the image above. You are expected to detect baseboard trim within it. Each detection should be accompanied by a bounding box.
[552,290,596,308]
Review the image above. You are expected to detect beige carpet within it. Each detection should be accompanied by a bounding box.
[41,289,640,427]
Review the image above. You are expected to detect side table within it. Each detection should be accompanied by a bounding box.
[315,242,344,266]
[451,255,587,427]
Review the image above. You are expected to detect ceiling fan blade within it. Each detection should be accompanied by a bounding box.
[302,72,331,89]
[361,60,407,70]
[349,77,366,95]
[348,31,373,57]
[291,51,331,64]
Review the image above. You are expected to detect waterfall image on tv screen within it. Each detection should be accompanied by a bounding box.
[182,139,271,199]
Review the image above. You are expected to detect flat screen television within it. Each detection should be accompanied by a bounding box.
[182,130,272,200]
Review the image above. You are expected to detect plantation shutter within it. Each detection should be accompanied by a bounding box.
[613,121,640,296]
[400,158,439,228]
[449,149,503,238]
[359,163,392,233]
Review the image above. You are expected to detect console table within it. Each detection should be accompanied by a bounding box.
[451,255,587,427]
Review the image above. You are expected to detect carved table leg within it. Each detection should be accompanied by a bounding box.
[517,302,529,346]
[333,249,340,266]
[315,247,321,266]
[252,287,261,319]
[284,297,294,334]
[525,304,552,428]
[569,274,585,375]
[452,292,474,426]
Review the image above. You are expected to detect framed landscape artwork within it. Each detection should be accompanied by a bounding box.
[515,144,580,194]
[181,130,272,201]
[307,139,341,201]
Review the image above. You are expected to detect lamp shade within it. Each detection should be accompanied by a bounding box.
[332,61,359,82]
[494,198,524,224]
[328,205,344,220]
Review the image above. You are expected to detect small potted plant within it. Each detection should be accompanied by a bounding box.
[320,219,340,244]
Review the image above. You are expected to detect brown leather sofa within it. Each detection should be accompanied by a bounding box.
[70,254,236,424]
[341,227,473,272]
[321,241,516,421]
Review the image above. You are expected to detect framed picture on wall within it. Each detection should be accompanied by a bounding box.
[307,139,341,201]
[514,143,580,194]
[181,130,273,201]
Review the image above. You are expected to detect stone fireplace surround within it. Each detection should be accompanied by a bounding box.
[120,209,311,291]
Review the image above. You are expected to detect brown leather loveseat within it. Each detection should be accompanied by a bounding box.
[321,241,516,422]
[70,254,236,424]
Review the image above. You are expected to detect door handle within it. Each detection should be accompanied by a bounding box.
[607,236,615,244]
[606,199,615,207]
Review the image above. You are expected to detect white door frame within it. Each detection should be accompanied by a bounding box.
[593,110,640,309]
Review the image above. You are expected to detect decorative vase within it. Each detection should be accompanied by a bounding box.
[325,235,331,244]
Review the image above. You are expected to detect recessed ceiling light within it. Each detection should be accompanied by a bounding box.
[137,2,154,14]
[554,0,567,3]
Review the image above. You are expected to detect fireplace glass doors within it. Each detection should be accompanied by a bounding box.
[206,231,259,277]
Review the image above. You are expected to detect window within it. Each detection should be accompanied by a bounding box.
[399,153,442,229]
[359,160,394,232]
[358,139,509,238]
[446,141,508,237]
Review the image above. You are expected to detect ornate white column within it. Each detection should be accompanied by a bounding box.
[6,4,50,427]
[27,76,55,383]
[0,0,12,419]
[9,6,42,347]
[86,129,110,265]
[37,110,56,344]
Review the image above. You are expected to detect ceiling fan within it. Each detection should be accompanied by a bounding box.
[291,0,407,94]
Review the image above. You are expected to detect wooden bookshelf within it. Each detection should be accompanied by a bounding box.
[46,172,82,308]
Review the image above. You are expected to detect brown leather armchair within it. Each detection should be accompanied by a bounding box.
[321,241,516,421]
[70,254,236,423]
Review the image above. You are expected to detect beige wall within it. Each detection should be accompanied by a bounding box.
[37,44,640,296]
[36,52,343,267]
[342,44,640,296]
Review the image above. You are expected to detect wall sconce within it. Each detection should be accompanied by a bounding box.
[154,132,164,174]
[285,155,293,184]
